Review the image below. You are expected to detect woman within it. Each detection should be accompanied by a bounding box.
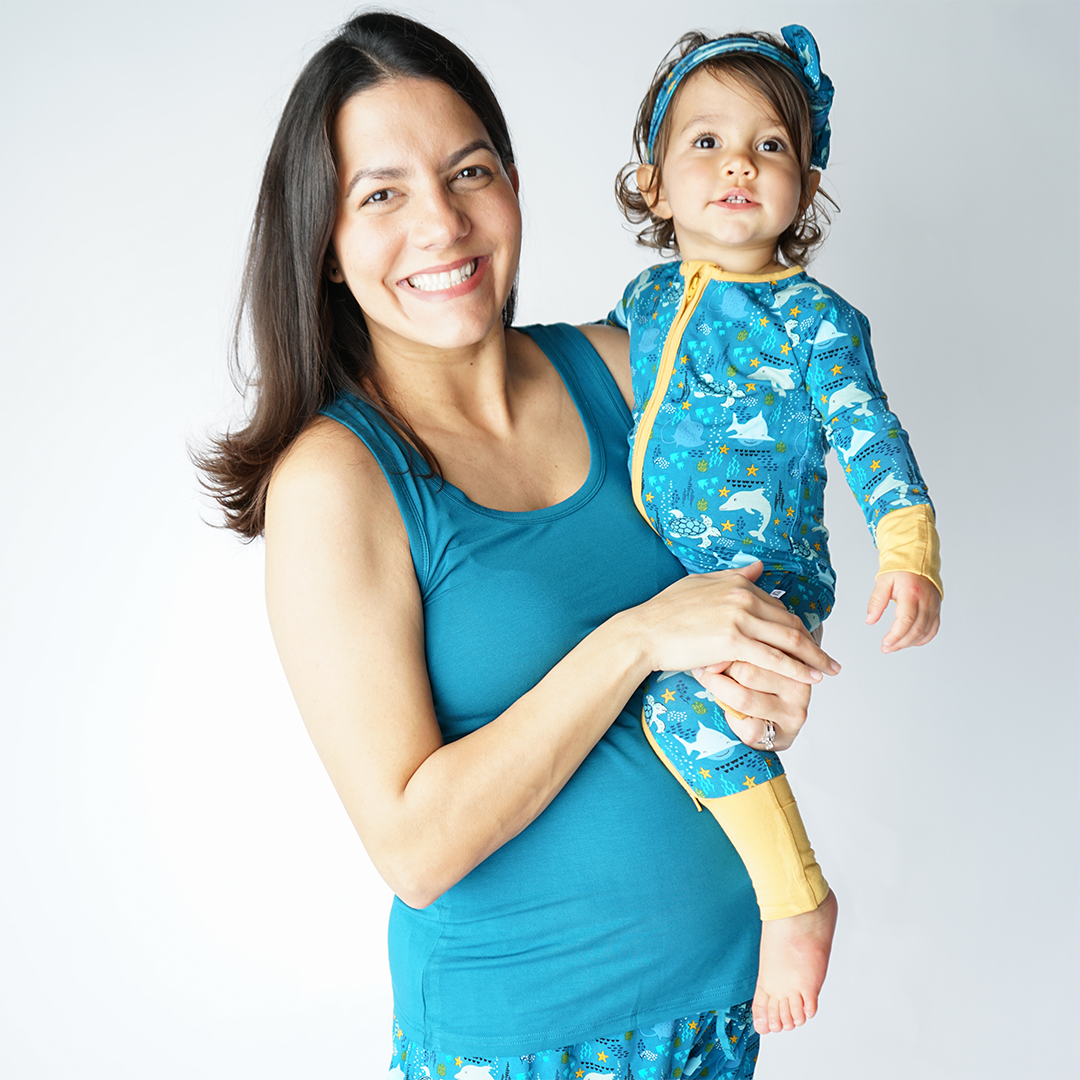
[200,12,838,1079]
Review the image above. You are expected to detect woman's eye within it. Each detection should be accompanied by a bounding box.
[454,165,491,182]
[361,188,394,206]
[693,136,717,150]
[758,138,785,153]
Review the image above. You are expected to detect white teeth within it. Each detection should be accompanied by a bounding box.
[407,260,477,291]
[725,196,748,204]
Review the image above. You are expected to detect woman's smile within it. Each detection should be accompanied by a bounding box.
[402,255,485,295]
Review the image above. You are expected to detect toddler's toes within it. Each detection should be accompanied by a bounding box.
[767,995,784,1033]
[788,994,807,1028]
[752,989,770,1034]
[777,997,795,1031]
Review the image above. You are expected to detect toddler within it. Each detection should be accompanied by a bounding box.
[608,25,942,1035]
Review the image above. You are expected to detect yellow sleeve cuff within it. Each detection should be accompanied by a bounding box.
[701,775,829,920]
[875,503,943,598]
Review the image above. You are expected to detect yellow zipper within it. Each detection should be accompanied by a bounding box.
[630,264,708,533]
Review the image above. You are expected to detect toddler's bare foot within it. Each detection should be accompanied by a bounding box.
[752,888,838,1034]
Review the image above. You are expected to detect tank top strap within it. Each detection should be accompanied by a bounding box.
[518,322,631,444]
[318,393,435,586]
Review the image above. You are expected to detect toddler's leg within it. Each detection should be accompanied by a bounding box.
[641,669,828,916]
[642,674,836,1034]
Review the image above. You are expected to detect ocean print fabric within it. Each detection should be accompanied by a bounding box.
[609,262,932,634]
[389,1002,759,1079]
[642,567,813,800]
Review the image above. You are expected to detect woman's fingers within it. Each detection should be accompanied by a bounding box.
[723,710,798,753]
[699,621,837,685]
[693,665,811,750]
[638,566,839,684]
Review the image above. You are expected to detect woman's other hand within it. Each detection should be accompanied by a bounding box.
[627,560,838,684]
[627,561,840,751]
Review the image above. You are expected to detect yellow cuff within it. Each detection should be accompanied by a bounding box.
[701,776,829,920]
[875,503,943,598]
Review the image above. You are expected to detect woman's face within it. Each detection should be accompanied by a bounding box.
[328,78,521,360]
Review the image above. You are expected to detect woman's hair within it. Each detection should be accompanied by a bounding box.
[197,10,517,538]
[615,30,835,265]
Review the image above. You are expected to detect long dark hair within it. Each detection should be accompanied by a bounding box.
[197,10,517,538]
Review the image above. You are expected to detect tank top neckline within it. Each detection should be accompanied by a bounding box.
[342,324,609,523]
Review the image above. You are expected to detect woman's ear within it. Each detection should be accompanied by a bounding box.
[636,163,673,219]
[324,251,344,283]
[508,162,520,196]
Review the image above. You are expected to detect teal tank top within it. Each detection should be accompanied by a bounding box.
[321,324,759,1057]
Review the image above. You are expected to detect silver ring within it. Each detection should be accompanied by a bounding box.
[759,720,776,751]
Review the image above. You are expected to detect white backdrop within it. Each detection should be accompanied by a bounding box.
[2,2,1077,1078]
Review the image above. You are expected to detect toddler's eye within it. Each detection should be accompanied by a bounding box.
[757,138,785,153]
[693,135,717,150]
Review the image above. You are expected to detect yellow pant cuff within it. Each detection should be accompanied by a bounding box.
[701,775,829,920]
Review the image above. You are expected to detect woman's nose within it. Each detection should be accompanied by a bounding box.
[410,188,469,248]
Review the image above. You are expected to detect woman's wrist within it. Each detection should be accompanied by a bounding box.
[602,604,660,689]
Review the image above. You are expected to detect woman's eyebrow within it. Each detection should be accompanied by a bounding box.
[442,138,498,171]
[344,139,498,199]
[344,165,406,199]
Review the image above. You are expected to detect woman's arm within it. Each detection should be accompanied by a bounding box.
[265,418,836,909]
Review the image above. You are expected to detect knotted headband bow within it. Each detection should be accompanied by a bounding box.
[646,24,834,169]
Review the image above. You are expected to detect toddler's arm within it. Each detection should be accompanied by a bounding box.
[805,293,943,646]
[867,501,942,652]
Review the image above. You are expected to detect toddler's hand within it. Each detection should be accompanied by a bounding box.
[865,571,940,653]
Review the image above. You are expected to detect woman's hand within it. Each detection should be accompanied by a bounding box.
[695,661,814,752]
[626,561,838,689]
[630,561,839,752]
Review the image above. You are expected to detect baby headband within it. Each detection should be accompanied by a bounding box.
[646,24,834,169]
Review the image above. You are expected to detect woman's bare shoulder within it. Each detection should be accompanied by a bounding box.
[576,323,632,407]
[264,414,408,571]
[268,415,391,512]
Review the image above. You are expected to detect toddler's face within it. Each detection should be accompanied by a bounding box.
[642,69,813,274]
